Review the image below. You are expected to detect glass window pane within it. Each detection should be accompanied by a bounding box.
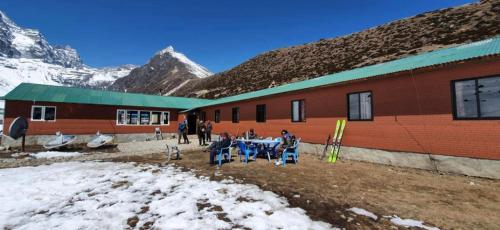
[127,111,138,125]
[360,92,372,120]
[454,80,478,118]
[349,94,360,120]
[151,112,161,125]
[44,107,56,121]
[140,111,150,125]
[292,101,299,121]
[478,76,500,118]
[256,104,266,122]
[162,112,169,125]
[117,110,126,124]
[232,107,239,123]
[32,107,42,120]
[215,110,220,123]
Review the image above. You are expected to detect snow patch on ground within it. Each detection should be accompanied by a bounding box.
[389,215,440,230]
[0,162,334,230]
[347,207,378,220]
[29,151,82,159]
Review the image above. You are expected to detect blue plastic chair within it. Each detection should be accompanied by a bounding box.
[282,138,301,166]
[217,146,232,167]
[237,140,253,164]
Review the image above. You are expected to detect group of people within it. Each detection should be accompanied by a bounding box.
[197,119,213,146]
[177,117,213,146]
[206,128,296,166]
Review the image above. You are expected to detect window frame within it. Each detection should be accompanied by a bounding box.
[290,99,306,122]
[214,110,221,123]
[31,105,57,122]
[116,109,171,126]
[232,107,240,123]
[347,91,373,121]
[451,75,500,120]
[256,104,266,123]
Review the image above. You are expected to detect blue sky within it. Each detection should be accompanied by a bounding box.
[0,0,474,72]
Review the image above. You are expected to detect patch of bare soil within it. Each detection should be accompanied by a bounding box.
[111,152,500,230]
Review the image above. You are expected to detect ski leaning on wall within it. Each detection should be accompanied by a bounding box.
[328,119,346,163]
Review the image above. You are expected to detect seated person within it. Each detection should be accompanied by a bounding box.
[208,132,232,165]
[275,129,296,165]
[243,128,258,139]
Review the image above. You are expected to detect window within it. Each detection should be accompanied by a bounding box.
[291,100,305,122]
[151,112,161,125]
[232,107,239,123]
[215,110,221,123]
[453,75,500,119]
[162,112,170,125]
[348,91,372,121]
[127,111,139,125]
[140,111,151,125]
[117,110,126,124]
[31,106,56,121]
[32,106,43,120]
[118,109,170,125]
[256,104,266,122]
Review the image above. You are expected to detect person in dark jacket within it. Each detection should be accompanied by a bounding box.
[208,132,231,164]
[275,129,295,165]
[206,121,213,142]
[197,119,206,146]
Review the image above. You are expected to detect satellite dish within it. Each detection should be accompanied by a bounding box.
[8,117,29,140]
[8,117,29,152]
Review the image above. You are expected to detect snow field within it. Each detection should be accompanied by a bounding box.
[0,162,334,230]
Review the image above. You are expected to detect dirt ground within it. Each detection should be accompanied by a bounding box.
[111,151,500,230]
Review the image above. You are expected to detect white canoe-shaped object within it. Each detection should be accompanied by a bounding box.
[43,133,77,150]
[87,134,114,148]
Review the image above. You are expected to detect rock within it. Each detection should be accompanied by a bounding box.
[127,216,139,227]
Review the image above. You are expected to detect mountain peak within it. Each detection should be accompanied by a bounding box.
[153,46,212,78]
[155,46,175,56]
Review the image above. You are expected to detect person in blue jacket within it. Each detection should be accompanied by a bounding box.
[178,118,189,144]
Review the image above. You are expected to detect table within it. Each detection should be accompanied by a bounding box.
[236,139,281,161]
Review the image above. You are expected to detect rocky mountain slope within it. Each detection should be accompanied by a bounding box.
[171,0,500,98]
[0,10,136,97]
[110,46,212,95]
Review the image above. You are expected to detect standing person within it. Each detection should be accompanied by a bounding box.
[208,132,231,165]
[178,117,189,144]
[178,119,186,144]
[197,119,206,146]
[206,120,213,142]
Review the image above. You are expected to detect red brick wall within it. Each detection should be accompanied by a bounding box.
[3,101,180,135]
[200,59,500,160]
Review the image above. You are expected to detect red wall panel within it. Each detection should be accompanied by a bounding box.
[200,59,500,160]
[3,101,180,135]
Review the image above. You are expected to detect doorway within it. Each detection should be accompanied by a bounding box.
[187,114,197,135]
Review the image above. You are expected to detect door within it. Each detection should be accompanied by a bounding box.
[187,114,197,135]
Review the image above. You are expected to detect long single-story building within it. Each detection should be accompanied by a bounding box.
[2,37,500,177]
[1,84,213,144]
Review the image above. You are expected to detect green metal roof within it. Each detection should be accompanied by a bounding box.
[198,37,500,108]
[3,83,214,110]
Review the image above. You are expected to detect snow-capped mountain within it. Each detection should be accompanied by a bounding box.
[0,10,136,101]
[155,46,212,78]
[110,46,213,95]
